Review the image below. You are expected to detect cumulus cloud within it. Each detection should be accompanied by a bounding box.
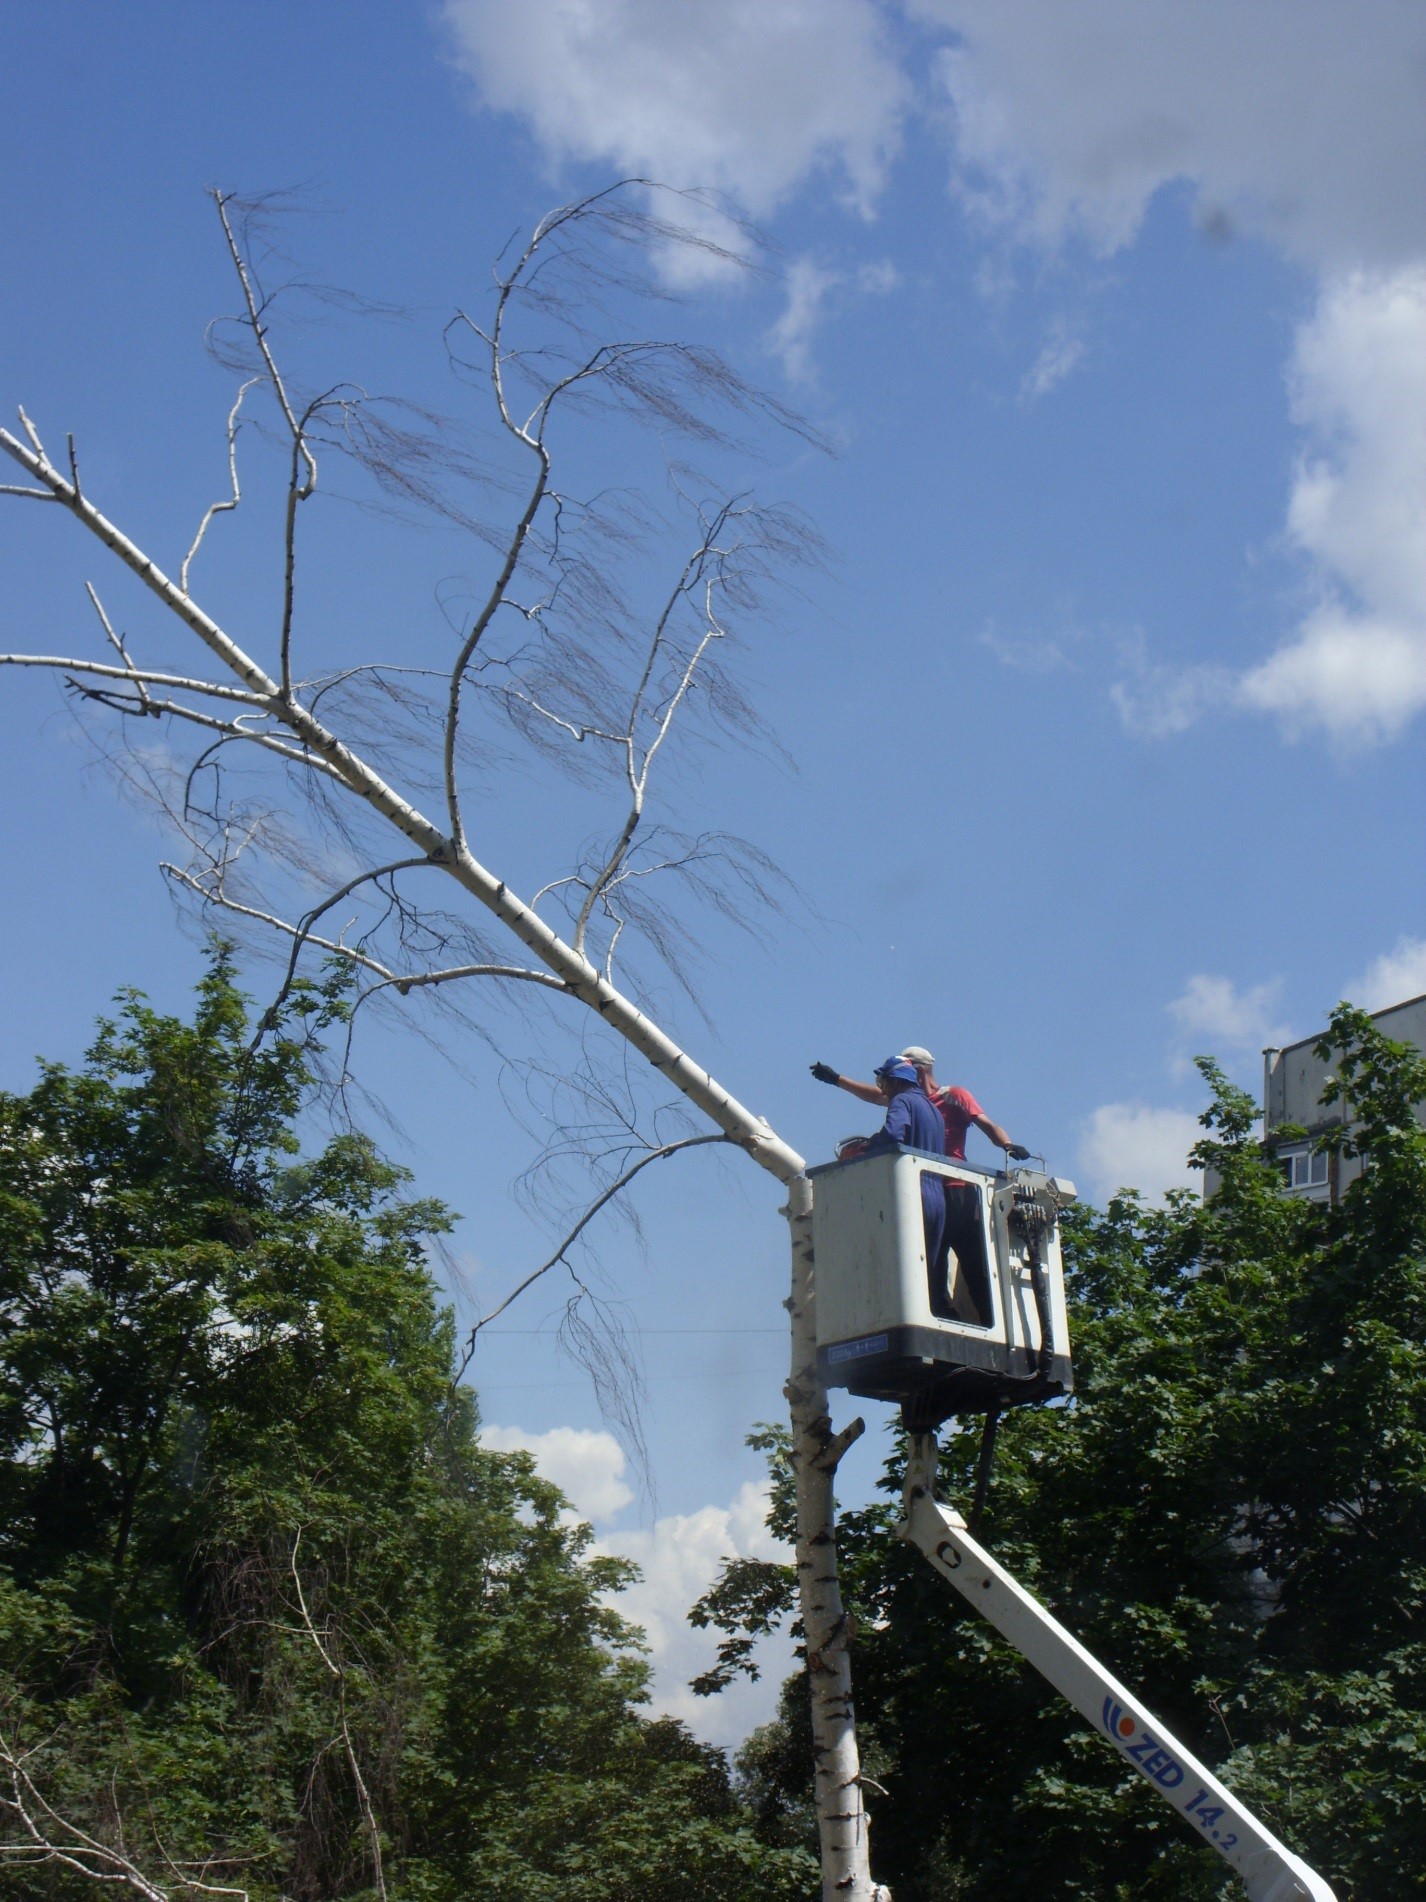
[484,1423,791,1745]
[916,0,1426,272]
[1077,1102,1202,1205]
[444,0,1426,274]
[1239,609,1426,748]
[1346,937,1426,1014]
[1169,974,1289,1053]
[1238,268,1426,745]
[600,1480,793,1746]
[1110,271,1426,746]
[441,0,1425,745]
[440,0,906,217]
[481,1423,636,1522]
[917,5,1426,748]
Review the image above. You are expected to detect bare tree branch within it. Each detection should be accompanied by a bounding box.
[365,961,570,1000]
[181,376,261,592]
[573,513,735,957]
[212,194,316,698]
[163,864,569,1006]
[0,653,269,707]
[83,581,154,714]
[455,1130,731,1378]
[0,1726,250,1902]
[288,1533,387,1902]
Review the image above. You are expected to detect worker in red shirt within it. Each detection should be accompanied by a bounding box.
[811,1045,1030,1322]
[811,1045,1030,1164]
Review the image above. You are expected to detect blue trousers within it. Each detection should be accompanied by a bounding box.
[921,1177,946,1279]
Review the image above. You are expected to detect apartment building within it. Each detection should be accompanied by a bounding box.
[1262,992,1426,1204]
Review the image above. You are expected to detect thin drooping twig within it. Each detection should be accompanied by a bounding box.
[72,690,349,784]
[434,180,787,861]
[259,854,435,1024]
[453,1130,731,1383]
[573,542,733,958]
[2,411,804,1165]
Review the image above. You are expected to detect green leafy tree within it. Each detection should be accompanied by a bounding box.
[705,1008,1426,1901]
[0,950,815,1902]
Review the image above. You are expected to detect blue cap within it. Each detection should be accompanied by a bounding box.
[875,1056,918,1085]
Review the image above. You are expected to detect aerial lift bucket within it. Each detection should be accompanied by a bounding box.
[811,1147,1075,1424]
[810,1147,1338,1900]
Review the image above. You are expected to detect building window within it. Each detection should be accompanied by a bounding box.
[1280,1146,1328,1191]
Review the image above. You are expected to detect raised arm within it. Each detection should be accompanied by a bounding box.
[974,1111,1030,1161]
[810,1062,887,1107]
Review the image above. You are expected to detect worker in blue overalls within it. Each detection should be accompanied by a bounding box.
[861,1056,947,1274]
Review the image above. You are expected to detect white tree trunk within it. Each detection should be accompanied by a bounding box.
[786,1175,886,1902]
[0,417,886,1902]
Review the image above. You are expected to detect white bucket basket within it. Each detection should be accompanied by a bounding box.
[810,1147,1075,1419]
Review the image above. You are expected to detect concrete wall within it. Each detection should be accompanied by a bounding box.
[1260,993,1426,1204]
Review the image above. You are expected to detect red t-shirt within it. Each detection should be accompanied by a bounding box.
[928,1084,983,1161]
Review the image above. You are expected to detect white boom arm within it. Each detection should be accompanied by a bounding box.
[900,1436,1336,1902]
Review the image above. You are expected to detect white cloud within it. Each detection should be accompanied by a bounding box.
[1238,268,1426,745]
[484,1424,791,1745]
[1077,1102,1202,1205]
[440,0,907,218]
[1285,273,1426,615]
[1239,605,1426,748]
[767,257,840,384]
[442,0,1425,747]
[1020,323,1083,400]
[1110,269,1426,749]
[856,258,901,296]
[444,0,1426,275]
[916,0,1426,273]
[600,1480,793,1747]
[978,622,1074,674]
[1346,937,1426,1014]
[915,9,1426,750]
[1112,277,1426,753]
[481,1423,635,1523]
[1109,640,1232,737]
[1169,974,1289,1052]
[767,253,902,384]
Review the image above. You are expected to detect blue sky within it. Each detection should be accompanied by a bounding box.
[2,1,1423,1740]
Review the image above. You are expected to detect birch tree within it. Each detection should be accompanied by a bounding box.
[0,187,889,1900]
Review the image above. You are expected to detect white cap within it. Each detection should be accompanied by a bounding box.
[899,1045,936,1065]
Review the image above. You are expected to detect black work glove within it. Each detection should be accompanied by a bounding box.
[810,1061,840,1087]
[1006,1143,1031,1161]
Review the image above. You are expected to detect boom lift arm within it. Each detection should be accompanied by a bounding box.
[900,1434,1337,1902]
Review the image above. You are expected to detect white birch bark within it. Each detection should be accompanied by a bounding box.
[0,418,886,1901]
[786,1174,887,1901]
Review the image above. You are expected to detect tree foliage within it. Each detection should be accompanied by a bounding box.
[720,1008,1426,1901]
[0,949,815,1901]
